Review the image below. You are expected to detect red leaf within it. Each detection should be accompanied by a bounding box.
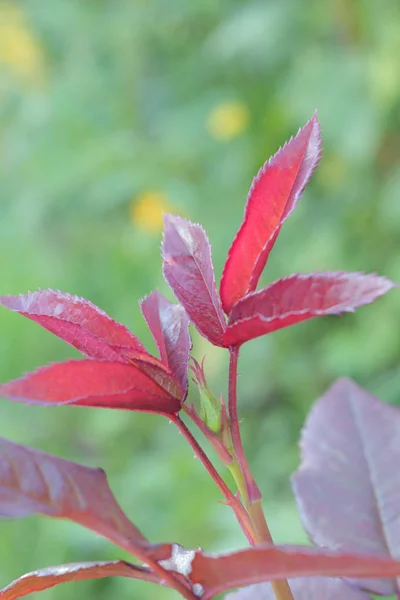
[224,272,395,346]
[0,437,146,550]
[121,351,183,400]
[140,291,191,397]
[224,578,371,599]
[292,378,400,596]
[189,545,400,600]
[0,560,162,600]
[162,214,226,346]
[0,290,146,362]
[0,360,181,414]
[220,114,322,313]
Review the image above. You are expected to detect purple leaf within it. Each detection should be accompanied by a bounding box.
[0,437,146,550]
[224,578,372,599]
[0,360,181,414]
[140,291,191,397]
[162,214,226,346]
[224,272,395,346]
[189,545,400,600]
[292,378,400,595]
[0,561,162,600]
[220,114,322,313]
[0,290,146,362]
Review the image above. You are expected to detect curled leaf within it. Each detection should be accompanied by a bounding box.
[140,291,191,397]
[162,214,226,346]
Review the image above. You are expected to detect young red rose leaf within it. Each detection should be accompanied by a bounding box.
[220,114,321,313]
[0,360,181,414]
[224,577,372,599]
[162,214,226,346]
[189,545,400,600]
[292,378,400,596]
[0,560,162,600]
[140,291,191,397]
[224,272,395,346]
[0,437,147,551]
[0,290,146,362]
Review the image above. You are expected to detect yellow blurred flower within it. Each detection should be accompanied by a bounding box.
[0,2,45,84]
[207,101,250,141]
[130,191,172,233]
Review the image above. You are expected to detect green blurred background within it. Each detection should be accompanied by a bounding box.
[0,1,399,598]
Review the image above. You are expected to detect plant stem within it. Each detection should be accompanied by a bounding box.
[182,403,233,465]
[227,346,295,600]
[117,538,197,599]
[228,346,261,502]
[171,414,256,545]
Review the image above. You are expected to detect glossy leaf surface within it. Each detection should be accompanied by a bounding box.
[191,545,400,599]
[140,291,191,396]
[162,214,226,346]
[0,437,146,549]
[0,290,146,362]
[224,577,371,599]
[224,272,395,346]
[0,560,161,600]
[0,359,181,414]
[292,378,400,595]
[220,114,321,313]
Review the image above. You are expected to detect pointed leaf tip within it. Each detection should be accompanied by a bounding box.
[162,214,226,346]
[220,115,322,314]
[0,290,146,362]
[224,271,395,346]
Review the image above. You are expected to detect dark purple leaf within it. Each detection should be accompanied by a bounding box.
[162,214,226,346]
[189,545,400,600]
[0,560,162,600]
[0,290,146,362]
[224,577,372,599]
[0,360,181,414]
[224,272,395,346]
[292,378,400,596]
[140,291,191,397]
[220,114,321,313]
[0,437,146,550]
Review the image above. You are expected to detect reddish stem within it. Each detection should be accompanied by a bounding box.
[112,537,197,599]
[182,403,233,465]
[228,346,261,502]
[171,414,256,545]
[227,348,295,600]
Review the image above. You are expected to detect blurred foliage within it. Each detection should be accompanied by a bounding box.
[0,0,399,598]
